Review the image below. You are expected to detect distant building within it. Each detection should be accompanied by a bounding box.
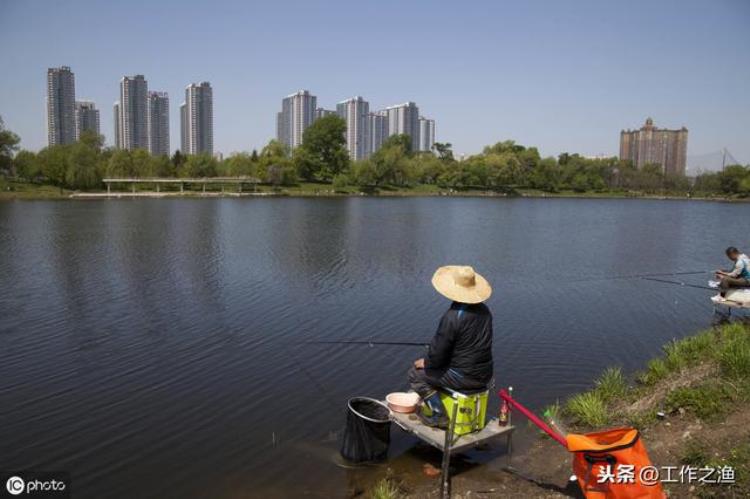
[47,66,76,146]
[368,111,388,156]
[113,102,121,148]
[183,82,213,155]
[418,117,435,152]
[620,118,688,176]
[74,101,99,141]
[180,102,187,153]
[385,102,420,152]
[148,91,170,156]
[315,107,336,120]
[336,97,370,161]
[276,90,317,149]
[116,75,149,150]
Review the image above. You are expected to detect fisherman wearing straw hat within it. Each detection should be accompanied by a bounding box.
[409,265,494,428]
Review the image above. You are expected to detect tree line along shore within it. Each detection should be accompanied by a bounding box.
[1,115,749,200]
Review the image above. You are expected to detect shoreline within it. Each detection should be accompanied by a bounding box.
[2,185,747,203]
[370,322,750,498]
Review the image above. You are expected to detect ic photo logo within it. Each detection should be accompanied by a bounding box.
[2,472,69,498]
[5,477,24,496]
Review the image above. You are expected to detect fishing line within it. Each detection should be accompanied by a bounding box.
[287,344,340,407]
[306,340,429,347]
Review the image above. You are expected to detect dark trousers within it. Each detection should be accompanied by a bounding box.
[720,276,749,296]
[408,366,487,399]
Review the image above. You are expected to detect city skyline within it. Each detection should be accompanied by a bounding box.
[3,0,749,166]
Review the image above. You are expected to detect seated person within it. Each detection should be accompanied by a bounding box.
[715,246,750,298]
[408,265,494,428]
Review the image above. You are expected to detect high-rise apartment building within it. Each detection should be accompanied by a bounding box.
[180,103,187,153]
[74,101,99,141]
[315,107,336,120]
[116,75,149,150]
[418,117,435,152]
[368,111,389,156]
[182,82,213,155]
[147,91,170,156]
[47,66,76,146]
[113,102,121,148]
[276,90,317,149]
[336,97,370,161]
[385,102,420,152]
[620,118,688,176]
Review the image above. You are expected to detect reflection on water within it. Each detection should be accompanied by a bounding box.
[0,197,746,498]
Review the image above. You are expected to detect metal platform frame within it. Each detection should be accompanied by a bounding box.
[386,393,515,498]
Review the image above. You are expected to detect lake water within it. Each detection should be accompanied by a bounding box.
[1,197,748,498]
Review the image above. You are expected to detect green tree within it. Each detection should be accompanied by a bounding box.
[719,165,749,194]
[182,153,218,178]
[37,145,70,190]
[258,140,292,182]
[107,149,137,177]
[151,154,175,177]
[65,140,102,189]
[13,150,40,180]
[529,157,559,191]
[171,150,186,175]
[224,152,257,177]
[0,116,21,174]
[433,142,454,162]
[365,134,414,186]
[294,115,349,181]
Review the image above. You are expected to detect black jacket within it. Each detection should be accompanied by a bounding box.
[425,302,494,383]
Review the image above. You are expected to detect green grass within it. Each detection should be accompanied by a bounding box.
[369,478,402,499]
[718,325,750,380]
[594,367,628,403]
[564,324,750,428]
[564,367,626,426]
[566,391,609,426]
[664,383,732,421]
[638,358,670,386]
[681,438,709,466]
[0,179,69,199]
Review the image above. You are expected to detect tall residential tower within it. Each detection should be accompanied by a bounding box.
[116,75,149,150]
[385,102,420,152]
[368,111,388,156]
[148,91,170,156]
[336,96,370,161]
[418,117,435,152]
[276,90,317,149]
[619,118,688,176]
[74,101,100,141]
[47,66,76,146]
[182,82,213,155]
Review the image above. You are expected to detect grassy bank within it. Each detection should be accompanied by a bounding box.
[558,323,750,497]
[2,178,747,202]
[0,178,71,199]
[367,324,750,498]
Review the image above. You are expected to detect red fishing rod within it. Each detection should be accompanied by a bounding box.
[499,388,568,448]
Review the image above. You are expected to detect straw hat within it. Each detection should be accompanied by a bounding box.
[431,265,492,304]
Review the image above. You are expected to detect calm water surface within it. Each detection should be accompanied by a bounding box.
[1,197,748,498]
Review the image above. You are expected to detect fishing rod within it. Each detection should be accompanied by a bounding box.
[307,340,429,347]
[562,270,708,284]
[639,276,714,291]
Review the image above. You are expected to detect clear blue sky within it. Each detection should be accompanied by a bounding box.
[1,0,748,164]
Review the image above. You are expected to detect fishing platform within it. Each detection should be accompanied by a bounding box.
[381,387,515,499]
[389,411,514,454]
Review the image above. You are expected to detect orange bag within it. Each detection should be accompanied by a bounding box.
[567,428,665,499]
